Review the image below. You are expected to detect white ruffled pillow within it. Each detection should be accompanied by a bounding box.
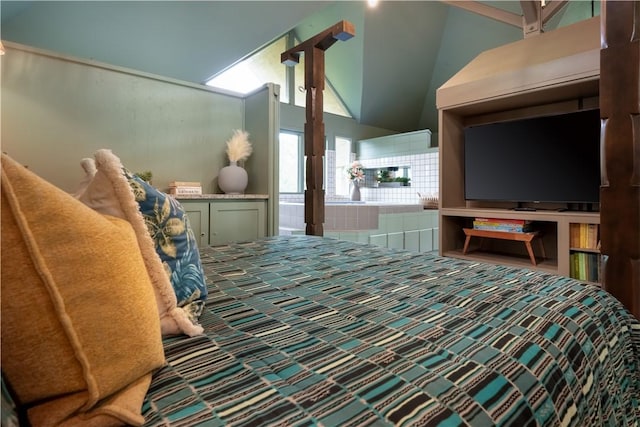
[76,149,203,337]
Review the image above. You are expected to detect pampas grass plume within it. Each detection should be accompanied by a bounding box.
[225,129,253,162]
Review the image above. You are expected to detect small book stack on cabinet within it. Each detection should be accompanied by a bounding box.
[168,181,202,196]
[569,223,600,284]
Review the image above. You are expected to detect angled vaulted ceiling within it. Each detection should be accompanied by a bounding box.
[1,1,597,133]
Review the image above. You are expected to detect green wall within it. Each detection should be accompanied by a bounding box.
[1,43,248,194]
[1,41,394,197]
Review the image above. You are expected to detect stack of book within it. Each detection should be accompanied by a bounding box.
[473,217,534,233]
[569,223,600,283]
[569,223,599,250]
[570,252,601,283]
[168,181,202,196]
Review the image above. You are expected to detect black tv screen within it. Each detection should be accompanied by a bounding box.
[464,109,601,205]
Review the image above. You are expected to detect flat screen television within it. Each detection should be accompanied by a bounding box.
[464,109,601,207]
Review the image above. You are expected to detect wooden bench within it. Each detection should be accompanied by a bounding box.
[462,228,545,266]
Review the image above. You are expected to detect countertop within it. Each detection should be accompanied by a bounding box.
[175,194,269,200]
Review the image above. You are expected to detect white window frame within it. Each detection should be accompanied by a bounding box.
[279,130,304,194]
[335,136,352,197]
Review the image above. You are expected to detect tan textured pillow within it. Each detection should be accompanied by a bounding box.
[76,149,203,337]
[0,153,165,426]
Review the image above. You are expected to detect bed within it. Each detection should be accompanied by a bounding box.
[2,150,638,426]
[141,235,640,426]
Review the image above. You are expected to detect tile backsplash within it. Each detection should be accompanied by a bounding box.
[358,151,439,203]
[357,129,438,204]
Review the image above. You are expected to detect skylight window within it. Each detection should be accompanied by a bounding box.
[206,34,351,118]
[206,36,287,98]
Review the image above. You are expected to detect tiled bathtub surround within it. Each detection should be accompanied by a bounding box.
[279,129,439,234]
[280,202,377,231]
[279,202,424,232]
[278,201,439,253]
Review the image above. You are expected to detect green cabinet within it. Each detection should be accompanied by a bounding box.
[210,201,266,245]
[180,201,209,247]
[180,199,267,246]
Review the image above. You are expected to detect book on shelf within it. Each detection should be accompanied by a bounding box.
[570,251,601,283]
[569,223,599,250]
[168,181,203,196]
[473,218,534,233]
[169,181,201,187]
[474,217,529,225]
[168,186,202,195]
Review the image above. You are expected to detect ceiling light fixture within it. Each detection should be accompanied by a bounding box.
[368,0,378,8]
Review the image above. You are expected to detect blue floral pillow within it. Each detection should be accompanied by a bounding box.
[125,171,207,319]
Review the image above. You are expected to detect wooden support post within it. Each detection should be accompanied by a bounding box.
[281,21,355,236]
[599,0,640,318]
[304,47,326,236]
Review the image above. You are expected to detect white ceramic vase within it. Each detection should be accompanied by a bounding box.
[218,161,248,194]
[350,180,361,201]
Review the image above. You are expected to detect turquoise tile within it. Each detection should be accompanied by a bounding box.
[338,232,357,242]
[419,229,434,252]
[369,234,387,248]
[386,215,403,233]
[405,230,420,252]
[403,214,419,230]
[387,232,404,249]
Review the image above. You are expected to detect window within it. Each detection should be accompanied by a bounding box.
[279,131,304,193]
[335,136,352,196]
[206,37,289,101]
[206,33,351,117]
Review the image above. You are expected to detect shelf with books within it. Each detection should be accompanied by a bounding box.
[569,250,601,284]
[440,211,560,274]
[569,222,601,284]
[440,209,601,279]
[569,223,599,251]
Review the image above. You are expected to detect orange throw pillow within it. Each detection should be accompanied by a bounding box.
[1,153,165,426]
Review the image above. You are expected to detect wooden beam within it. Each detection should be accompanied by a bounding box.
[441,1,522,28]
[599,0,640,318]
[520,1,542,37]
[281,21,355,236]
[281,20,355,66]
[443,1,568,37]
[542,0,568,24]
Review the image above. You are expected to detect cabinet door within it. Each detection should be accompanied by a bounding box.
[180,201,209,247]
[209,201,266,245]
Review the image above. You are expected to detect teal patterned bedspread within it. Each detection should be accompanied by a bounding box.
[142,235,640,426]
